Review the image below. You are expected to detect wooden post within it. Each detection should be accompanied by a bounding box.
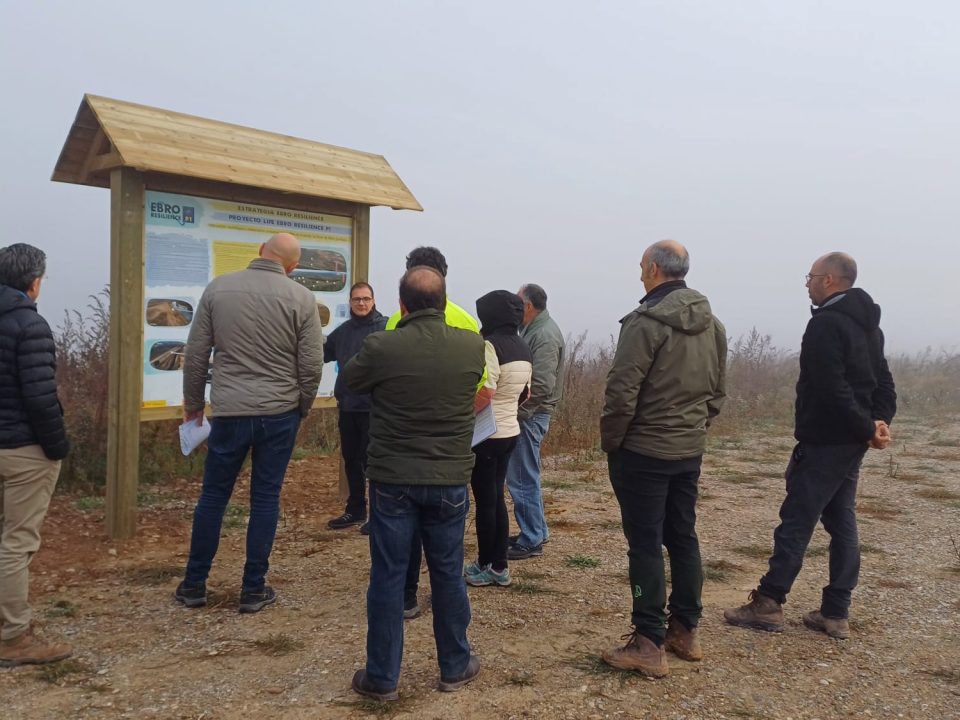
[106,167,145,538]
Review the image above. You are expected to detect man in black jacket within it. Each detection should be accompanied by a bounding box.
[324,281,386,531]
[725,252,896,640]
[0,243,72,667]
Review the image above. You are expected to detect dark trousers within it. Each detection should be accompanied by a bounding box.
[339,411,370,517]
[185,411,301,591]
[366,482,472,689]
[470,436,518,571]
[608,448,703,644]
[759,442,866,618]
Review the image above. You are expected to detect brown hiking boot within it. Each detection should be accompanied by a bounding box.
[665,619,703,661]
[723,590,784,633]
[601,629,669,678]
[802,610,850,639]
[0,626,73,667]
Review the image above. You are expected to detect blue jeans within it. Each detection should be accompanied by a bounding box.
[184,410,300,592]
[759,443,866,618]
[365,481,472,690]
[505,413,551,548]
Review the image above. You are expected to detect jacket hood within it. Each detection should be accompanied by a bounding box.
[476,290,524,337]
[638,288,714,335]
[0,285,34,316]
[814,287,881,331]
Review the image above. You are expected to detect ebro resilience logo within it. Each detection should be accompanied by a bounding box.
[149,201,195,226]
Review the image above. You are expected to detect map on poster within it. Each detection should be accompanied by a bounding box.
[142,190,352,409]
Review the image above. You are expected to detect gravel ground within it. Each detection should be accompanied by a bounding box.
[2,413,958,719]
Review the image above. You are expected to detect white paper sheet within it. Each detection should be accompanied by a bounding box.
[472,403,497,447]
[179,416,211,455]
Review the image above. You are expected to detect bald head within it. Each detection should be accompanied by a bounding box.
[399,265,447,315]
[815,252,857,287]
[260,233,301,273]
[640,239,690,293]
[806,251,857,305]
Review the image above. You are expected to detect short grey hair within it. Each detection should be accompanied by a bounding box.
[648,242,689,279]
[0,243,47,293]
[822,252,857,285]
[519,283,547,311]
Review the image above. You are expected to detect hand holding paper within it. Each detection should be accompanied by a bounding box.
[179,416,211,455]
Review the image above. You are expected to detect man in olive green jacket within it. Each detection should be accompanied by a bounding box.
[600,240,726,679]
[342,266,485,701]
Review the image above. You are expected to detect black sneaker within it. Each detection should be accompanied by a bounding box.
[510,534,550,545]
[328,512,365,530]
[438,655,481,692]
[174,581,207,608]
[359,522,370,536]
[507,542,543,560]
[352,669,399,701]
[238,586,277,614]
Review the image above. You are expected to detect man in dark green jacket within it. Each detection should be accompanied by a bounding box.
[600,240,726,679]
[342,266,485,701]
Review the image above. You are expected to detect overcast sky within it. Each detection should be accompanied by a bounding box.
[1,1,956,353]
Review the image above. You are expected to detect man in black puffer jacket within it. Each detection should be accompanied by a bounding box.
[0,243,72,667]
[726,252,896,641]
[324,281,386,531]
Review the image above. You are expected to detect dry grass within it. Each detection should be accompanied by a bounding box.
[34,659,92,685]
[857,499,903,521]
[703,559,744,581]
[126,564,182,586]
[915,487,960,502]
[251,633,305,656]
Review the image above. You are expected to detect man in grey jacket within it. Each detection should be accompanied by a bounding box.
[601,240,726,678]
[176,233,323,613]
[506,283,564,560]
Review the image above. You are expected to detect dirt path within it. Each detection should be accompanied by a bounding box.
[3,415,958,719]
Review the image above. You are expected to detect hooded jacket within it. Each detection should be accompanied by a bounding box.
[323,307,386,413]
[601,283,727,460]
[794,287,896,445]
[0,285,70,459]
[476,291,533,439]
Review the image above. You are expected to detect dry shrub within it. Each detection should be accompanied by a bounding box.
[888,350,960,414]
[711,328,796,435]
[543,332,614,454]
[55,290,110,488]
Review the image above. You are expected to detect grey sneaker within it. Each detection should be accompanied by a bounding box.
[507,542,543,560]
[328,512,365,530]
[174,581,207,608]
[238,586,277,614]
[438,655,481,692]
[403,597,421,620]
[803,610,850,639]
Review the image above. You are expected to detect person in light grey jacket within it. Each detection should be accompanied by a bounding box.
[505,283,564,560]
[176,233,323,614]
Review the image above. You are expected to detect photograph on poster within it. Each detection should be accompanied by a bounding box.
[142,190,352,409]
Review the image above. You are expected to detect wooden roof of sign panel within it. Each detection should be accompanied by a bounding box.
[52,95,422,211]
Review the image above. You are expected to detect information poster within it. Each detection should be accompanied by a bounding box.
[142,191,352,409]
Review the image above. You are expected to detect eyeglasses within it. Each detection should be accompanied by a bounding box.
[350,296,374,304]
[804,273,827,282]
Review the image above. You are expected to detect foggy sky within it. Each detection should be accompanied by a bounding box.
[1,1,956,354]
